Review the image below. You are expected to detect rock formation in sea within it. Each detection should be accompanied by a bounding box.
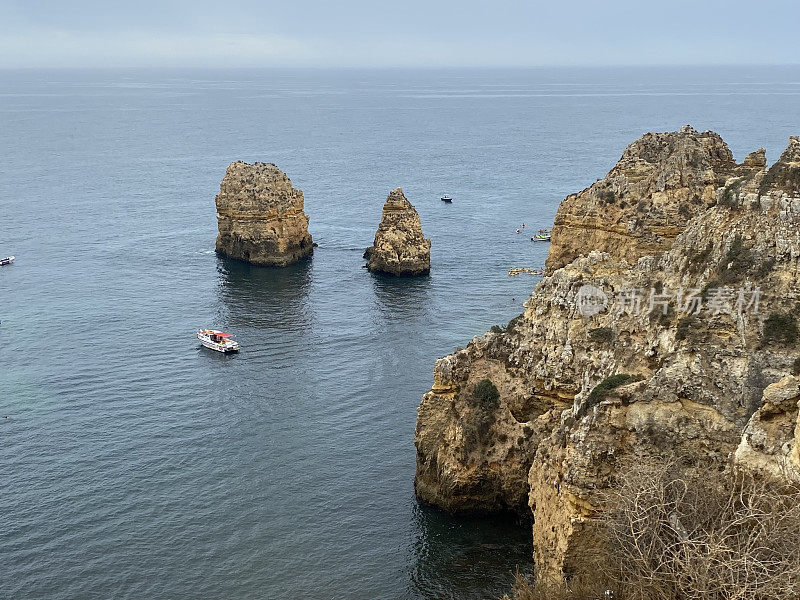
[215,161,313,266]
[414,128,800,582]
[364,188,431,276]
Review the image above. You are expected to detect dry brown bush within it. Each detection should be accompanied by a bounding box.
[509,457,800,600]
[606,457,800,600]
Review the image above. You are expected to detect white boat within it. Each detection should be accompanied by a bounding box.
[197,329,240,353]
[441,195,453,203]
[1,256,14,266]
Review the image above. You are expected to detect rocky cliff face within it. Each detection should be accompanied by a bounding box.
[546,126,740,271]
[415,129,800,582]
[735,376,800,482]
[365,188,431,276]
[215,161,313,266]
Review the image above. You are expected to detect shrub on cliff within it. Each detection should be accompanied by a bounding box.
[688,241,714,274]
[505,570,610,600]
[473,379,500,411]
[700,279,720,300]
[599,189,615,205]
[720,185,740,208]
[762,312,799,346]
[720,173,755,209]
[508,460,800,600]
[460,422,481,456]
[460,379,502,458]
[755,256,776,279]
[588,327,614,344]
[676,316,701,341]
[657,303,675,326]
[573,374,642,420]
[759,160,800,196]
[506,315,523,334]
[717,234,754,283]
[587,374,637,406]
[603,458,800,600]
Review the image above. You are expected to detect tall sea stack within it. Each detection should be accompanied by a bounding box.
[215,161,313,266]
[364,188,431,276]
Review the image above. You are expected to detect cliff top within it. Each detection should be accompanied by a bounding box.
[215,161,304,216]
[383,187,414,212]
[545,126,799,271]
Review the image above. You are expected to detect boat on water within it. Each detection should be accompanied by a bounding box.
[508,267,545,276]
[197,329,240,353]
[1,256,14,266]
[441,195,453,203]
[532,229,551,242]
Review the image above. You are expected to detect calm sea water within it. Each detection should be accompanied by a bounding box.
[1,66,799,600]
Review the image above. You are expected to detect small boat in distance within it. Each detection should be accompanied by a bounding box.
[197,329,240,353]
[1,256,15,266]
[531,229,551,242]
[441,195,453,203]
[508,267,545,276]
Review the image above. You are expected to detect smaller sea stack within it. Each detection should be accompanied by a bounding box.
[215,161,313,266]
[364,188,431,276]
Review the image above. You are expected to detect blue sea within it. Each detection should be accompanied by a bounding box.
[1,66,799,599]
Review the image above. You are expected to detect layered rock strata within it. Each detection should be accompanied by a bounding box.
[414,129,800,582]
[215,161,313,266]
[546,125,739,271]
[365,188,431,276]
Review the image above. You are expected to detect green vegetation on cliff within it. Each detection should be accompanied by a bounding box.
[762,312,799,346]
[587,374,638,406]
[473,379,500,410]
[462,379,501,455]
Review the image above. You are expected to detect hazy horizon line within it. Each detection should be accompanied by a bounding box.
[2,62,799,71]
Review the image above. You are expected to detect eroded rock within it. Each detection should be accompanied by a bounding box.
[546,125,737,271]
[365,188,431,276]
[215,161,313,266]
[735,376,800,481]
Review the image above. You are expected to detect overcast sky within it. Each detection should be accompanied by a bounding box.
[1,0,798,68]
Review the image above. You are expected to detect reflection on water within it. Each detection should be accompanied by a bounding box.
[408,504,534,599]
[370,272,432,323]
[216,256,314,331]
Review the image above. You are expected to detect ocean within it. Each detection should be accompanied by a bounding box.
[1,66,799,599]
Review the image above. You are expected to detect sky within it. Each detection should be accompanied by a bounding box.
[1,0,798,68]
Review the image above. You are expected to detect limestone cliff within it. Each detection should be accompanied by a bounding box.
[734,376,800,482]
[215,161,313,266]
[365,188,431,276]
[414,129,800,582]
[546,125,739,271]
